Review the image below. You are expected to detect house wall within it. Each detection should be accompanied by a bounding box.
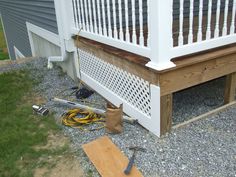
[0,0,58,60]
[31,32,78,80]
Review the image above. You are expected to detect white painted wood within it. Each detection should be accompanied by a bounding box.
[80,70,161,137]
[125,0,130,42]
[230,0,236,34]
[80,0,86,30]
[172,34,236,58]
[118,0,124,40]
[206,0,212,40]
[131,0,137,44]
[150,85,161,137]
[92,0,98,34]
[112,0,118,39]
[101,0,107,36]
[96,0,102,35]
[147,0,150,47]
[84,0,89,31]
[197,0,203,42]
[58,0,75,40]
[77,0,82,28]
[214,0,221,38]
[139,0,144,46]
[188,0,194,44]
[88,0,94,32]
[178,0,184,46]
[72,0,79,28]
[146,0,175,70]
[223,0,229,36]
[106,0,112,37]
[14,46,25,59]
[26,22,60,47]
[73,28,151,57]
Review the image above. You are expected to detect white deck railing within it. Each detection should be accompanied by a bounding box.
[63,0,236,70]
[172,0,236,59]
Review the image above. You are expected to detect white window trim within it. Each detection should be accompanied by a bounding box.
[26,22,60,56]
[14,46,25,59]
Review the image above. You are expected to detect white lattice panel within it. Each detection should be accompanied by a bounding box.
[78,49,151,117]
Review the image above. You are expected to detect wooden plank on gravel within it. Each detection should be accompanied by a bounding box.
[82,136,143,177]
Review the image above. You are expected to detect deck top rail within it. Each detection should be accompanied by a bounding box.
[61,0,236,70]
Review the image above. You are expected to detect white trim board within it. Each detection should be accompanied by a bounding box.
[26,22,60,56]
[14,46,25,59]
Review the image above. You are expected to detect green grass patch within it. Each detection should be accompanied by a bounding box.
[0,70,64,177]
[0,52,9,60]
[0,19,9,60]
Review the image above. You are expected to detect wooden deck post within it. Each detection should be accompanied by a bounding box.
[160,94,173,135]
[224,72,236,104]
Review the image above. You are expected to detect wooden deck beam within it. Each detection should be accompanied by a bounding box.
[159,48,236,96]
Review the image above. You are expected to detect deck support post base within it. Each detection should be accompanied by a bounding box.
[160,94,173,135]
[224,72,236,104]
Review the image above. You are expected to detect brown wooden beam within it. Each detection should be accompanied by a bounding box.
[224,72,236,104]
[160,94,173,135]
[160,53,236,96]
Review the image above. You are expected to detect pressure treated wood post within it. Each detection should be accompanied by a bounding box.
[160,94,173,135]
[224,72,236,104]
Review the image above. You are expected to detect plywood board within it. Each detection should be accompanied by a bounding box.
[82,136,143,177]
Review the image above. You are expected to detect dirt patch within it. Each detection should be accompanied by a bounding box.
[33,133,84,177]
[34,132,69,151]
[0,57,34,67]
[34,155,84,177]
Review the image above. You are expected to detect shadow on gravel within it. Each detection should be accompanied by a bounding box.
[173,77,225,125]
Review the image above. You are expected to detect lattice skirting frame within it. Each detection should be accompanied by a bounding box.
[78,48,161,136]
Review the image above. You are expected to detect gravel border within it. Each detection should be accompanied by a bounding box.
[1,58,235,177]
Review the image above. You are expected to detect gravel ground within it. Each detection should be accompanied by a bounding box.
[1,58,235,177]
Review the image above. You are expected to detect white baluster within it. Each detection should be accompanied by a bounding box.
[97,0,102,35]
[131,0,137,44]
[112,0,118,39]
[101,0,107,36]
[206,0,212,40]
[147,0,150,47]
[223,0,229,36]
[77,0,82,28]
[80,0,86,30]
[178,0,184,46]
[139,0,144,46]
[72,0,78,28]
[125,0,130,42]
[106,0,112,37]
[188,0,194,43]
[88,0,94,32]
[118,0,124,40]
[92,0,98,34]
[84,0,89,31]
[230,0,236,34]
[214,0,221,38]
[197,0,203,41]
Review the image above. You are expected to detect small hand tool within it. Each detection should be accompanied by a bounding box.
[124,146,146,175]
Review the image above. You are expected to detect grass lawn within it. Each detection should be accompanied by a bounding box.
[0,19,9,60]
[0,70,67,177]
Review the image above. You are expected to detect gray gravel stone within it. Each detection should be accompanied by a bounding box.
[1,58,235,177]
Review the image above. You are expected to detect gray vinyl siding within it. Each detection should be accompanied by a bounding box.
[0,0,58,60]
